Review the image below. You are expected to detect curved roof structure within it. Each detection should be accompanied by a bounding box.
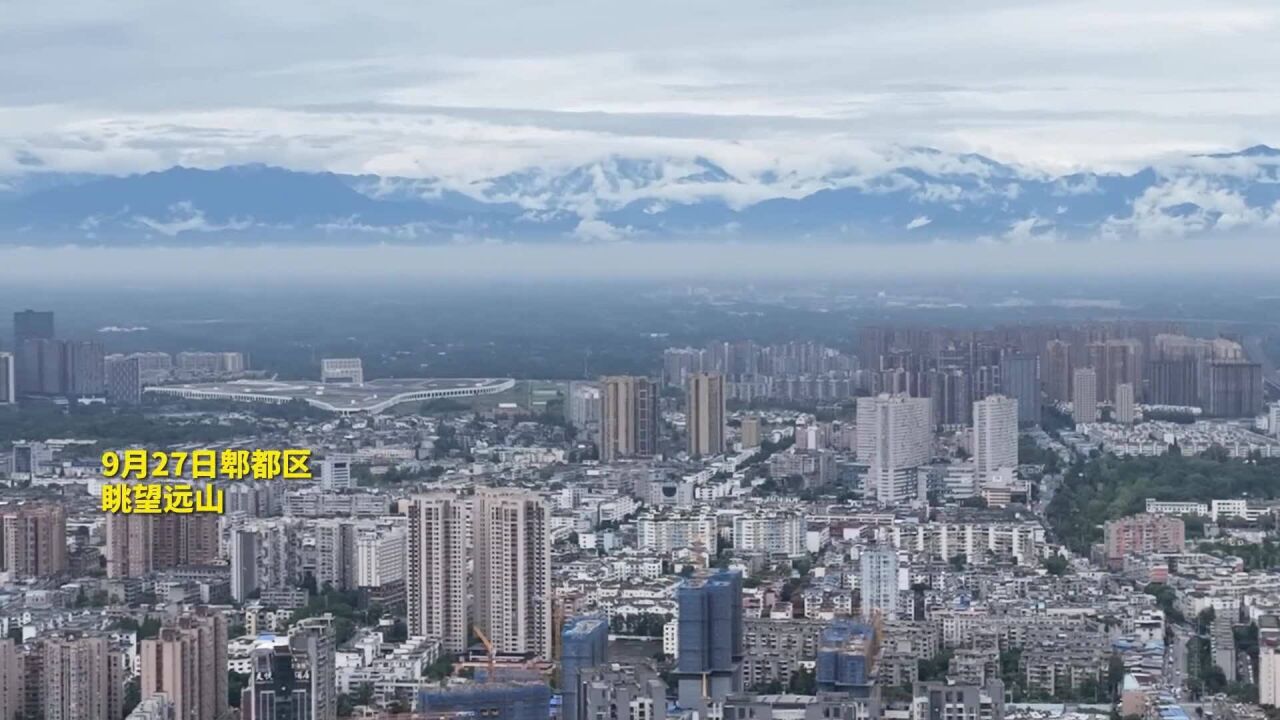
[146,377,516,415]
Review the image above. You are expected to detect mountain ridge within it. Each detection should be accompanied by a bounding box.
[1,145,1277,244]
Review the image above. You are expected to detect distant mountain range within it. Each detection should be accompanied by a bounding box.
[1,145,1278,244]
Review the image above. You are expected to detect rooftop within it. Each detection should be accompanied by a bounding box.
[146,377,515,414]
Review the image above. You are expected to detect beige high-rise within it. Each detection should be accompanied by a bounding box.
[686,373,726,458]
[141,608,228,720]
[106,513,218,579]
[1043,340,1071,403]
[0,502,67,579]
[600,376,658,461]
[41,633,125,720]
[740,415,762,449]
[0,639,19,720]
[105,513,153,578]
[473,487,551,659]
[406,494,469,653]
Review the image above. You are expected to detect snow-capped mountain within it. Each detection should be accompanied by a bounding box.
[1,146,1278,244]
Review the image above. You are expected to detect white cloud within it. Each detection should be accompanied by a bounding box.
[572,219,634,243]
[0,0,1277,178]
[130,202,253,236]
[906,216,932,230]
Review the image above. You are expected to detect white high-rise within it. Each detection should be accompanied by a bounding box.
[230,528,260,602]
[1260,616,1280,707]
[857,394,933,505]
[973,395,1018,481]
[860,546,900,621]
[319,455,354,491]
[473,487,552,659]
[406,494,469,653]
[1115,383,1136,424]
[1072,368,1098,424]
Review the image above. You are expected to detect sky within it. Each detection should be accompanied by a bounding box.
[2,0,1279,181]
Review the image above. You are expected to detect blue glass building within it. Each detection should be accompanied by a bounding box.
[561,616,609,720]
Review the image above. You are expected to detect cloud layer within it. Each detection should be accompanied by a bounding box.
[1,0,1279,180]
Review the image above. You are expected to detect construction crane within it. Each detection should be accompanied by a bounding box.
[472,624,496,682]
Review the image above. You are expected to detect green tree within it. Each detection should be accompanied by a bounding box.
[1042,555,1069,576]
[229,671,248,708]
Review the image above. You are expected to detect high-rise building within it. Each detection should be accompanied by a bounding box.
[13,309,55,346]
[406,493,469,653]
[106,513,153,578]
[320,358,363,384]
[1148,356,1200,407]
[663,347,705,387]
[1115,383,1136,424]
[816,619,876,693]
[140,608,228,720]
[13,310,55,396]
[106,355,144,405]
[0,352,14,405]
[0,638,19,720]
[315,520,358,591]
[1211,612,1237,683]
[929,367,971,427]
[151,514,220,569]
[231,529,261,603]
[600,376,659,461]
[62,340,105,396]
[105,512,216,578]
[999,353,1041,427]
[1043,340,1072,403]
[290,618,337,720]
[354,526,406,603]
[560,617,609,720]
[740,415,762,448]
[686,373,726,458]
[1071,368,1097,424]
[19,338,66,395]
[40,633,126,720]
[1271,404,1280,439]
[1207,361,1263,418]
[676,570,744,711]
[318,455,353,491]
[1087,339,1143,403]
[859,546,899,620]
[0,502,67,580]
[474,487,551,659]
[241,619,336,720]
[856,394,933,505]
[567,382,603,443]
[973,395,1018,482]
[1260,615,1280,707]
